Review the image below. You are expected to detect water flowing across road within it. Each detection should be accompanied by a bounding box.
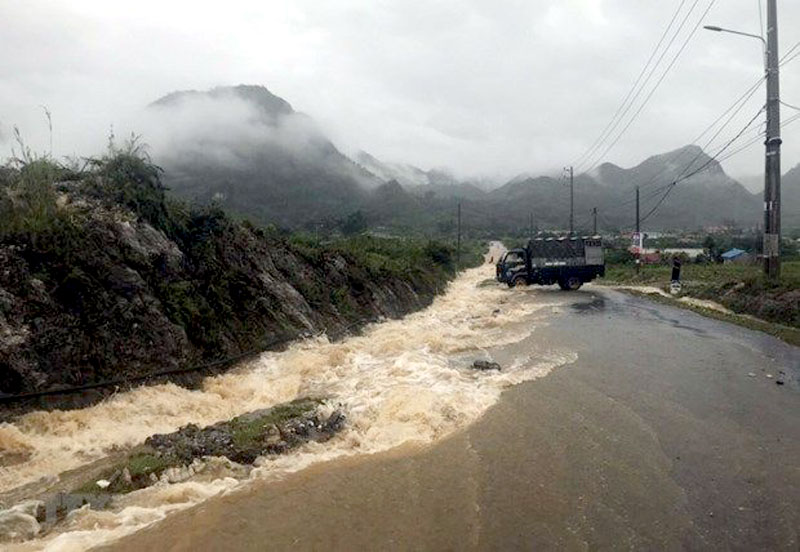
[1,244,576,550]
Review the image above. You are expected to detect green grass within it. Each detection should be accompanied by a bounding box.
[289,233,485,281]
[72,449,171,495]
[600,261,800,340]
[72,397,324,496]
[602,261,800,290]
[228,397,321,448]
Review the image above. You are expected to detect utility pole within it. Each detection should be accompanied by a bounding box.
[567,166,574,236]
[592,207,598,235]
[764,0,782,280]
[635,186,641,274]
[456,201,462,274]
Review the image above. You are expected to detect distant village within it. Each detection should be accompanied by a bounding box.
[607,226,800,265]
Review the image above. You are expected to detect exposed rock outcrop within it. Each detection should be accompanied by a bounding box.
[0,165,457,419]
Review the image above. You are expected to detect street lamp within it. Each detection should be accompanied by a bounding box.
[704,1,782,281]
[703,25,766,46]
[703,25,767,69]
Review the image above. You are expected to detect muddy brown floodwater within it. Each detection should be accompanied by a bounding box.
[100,281,800,551]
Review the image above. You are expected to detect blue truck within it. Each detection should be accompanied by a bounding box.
[496,236,605,290]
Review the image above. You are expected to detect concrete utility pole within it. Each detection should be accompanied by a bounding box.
[764,0,782,280]
[567,166,574,235]
[456,201,462,274]
[705,2,782,280]
[592,207,598,235]
[636,186,641,274]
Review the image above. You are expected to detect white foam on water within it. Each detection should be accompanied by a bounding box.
[2,253,576,550]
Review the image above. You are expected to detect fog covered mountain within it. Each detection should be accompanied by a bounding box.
[479,145,761,232]
[147,85,775,233]
[356,151,489,201]
[150,85,380,228]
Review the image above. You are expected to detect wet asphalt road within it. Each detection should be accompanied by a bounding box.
[105,286,800,551]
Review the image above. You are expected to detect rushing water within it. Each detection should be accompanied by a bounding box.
[1,245,576,550]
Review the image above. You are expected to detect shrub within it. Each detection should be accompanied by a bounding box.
[86,134,169,230]
[0,158,69,239]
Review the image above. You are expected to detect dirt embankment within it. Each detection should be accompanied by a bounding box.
[0,170,458,419]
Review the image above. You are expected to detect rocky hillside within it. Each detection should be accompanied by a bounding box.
[359,145,764,234]
[0,146,461,418]
[483,145,761,233]
[141,85,767,235]
[150,85,380,229]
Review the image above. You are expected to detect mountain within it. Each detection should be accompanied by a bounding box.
[142,85,767,234]
[781,164,800,228]
[736,174,763,193]
[355,151,429,188]
[150,85,380,229]
[481,145,762,232]
[355,151,488,200]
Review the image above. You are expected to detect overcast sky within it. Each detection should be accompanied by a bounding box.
[1,0,799,188]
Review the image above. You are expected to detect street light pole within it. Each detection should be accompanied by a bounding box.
[764,0,782,280]
[704,1,781,280]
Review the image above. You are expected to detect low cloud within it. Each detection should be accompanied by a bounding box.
[1,0,798,182]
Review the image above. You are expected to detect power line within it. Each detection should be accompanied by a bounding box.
[631,105,767,226]
[677,104,766,182]
[610,106,767,229]
[640,183,677,224]
[714,112,800,165]
[578,0,706,172]
[571,96,777,229]
[0,316,380,404]
[781,100,800,112]
[590,181,675,223]
[635,75,766,193]
[676,83,765,178]
[780,40,800,64]
[572,0,690,169]
[780,49,800,68]
[583,0,718,174]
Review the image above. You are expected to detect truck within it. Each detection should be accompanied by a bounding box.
[495,236,605,290]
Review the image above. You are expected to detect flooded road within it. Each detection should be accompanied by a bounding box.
[3,245,799,550]
[101,284,800,551]
[3,243,578,550]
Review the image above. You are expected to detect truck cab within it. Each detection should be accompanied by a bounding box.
[496,236,605,290]
[495,249,526,284]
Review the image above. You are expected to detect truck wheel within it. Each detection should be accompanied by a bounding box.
[509,275,527,288]
[560,276,583,291]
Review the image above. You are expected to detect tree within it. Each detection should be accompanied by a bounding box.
[341,210,367,236]
[703,235,722,263]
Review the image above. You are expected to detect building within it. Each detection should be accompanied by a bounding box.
[721,248,752,264]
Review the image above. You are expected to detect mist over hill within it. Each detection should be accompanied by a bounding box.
[146,85,775,234]
[149,85,379,229]
[355,151,490,201]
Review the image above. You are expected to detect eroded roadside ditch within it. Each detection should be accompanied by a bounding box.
[1,398,344,542]
[0,252,576,550]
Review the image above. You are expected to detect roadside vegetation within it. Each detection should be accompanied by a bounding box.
[0,134,484,412]
[72,397,328,497]
[599,253,800,342]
